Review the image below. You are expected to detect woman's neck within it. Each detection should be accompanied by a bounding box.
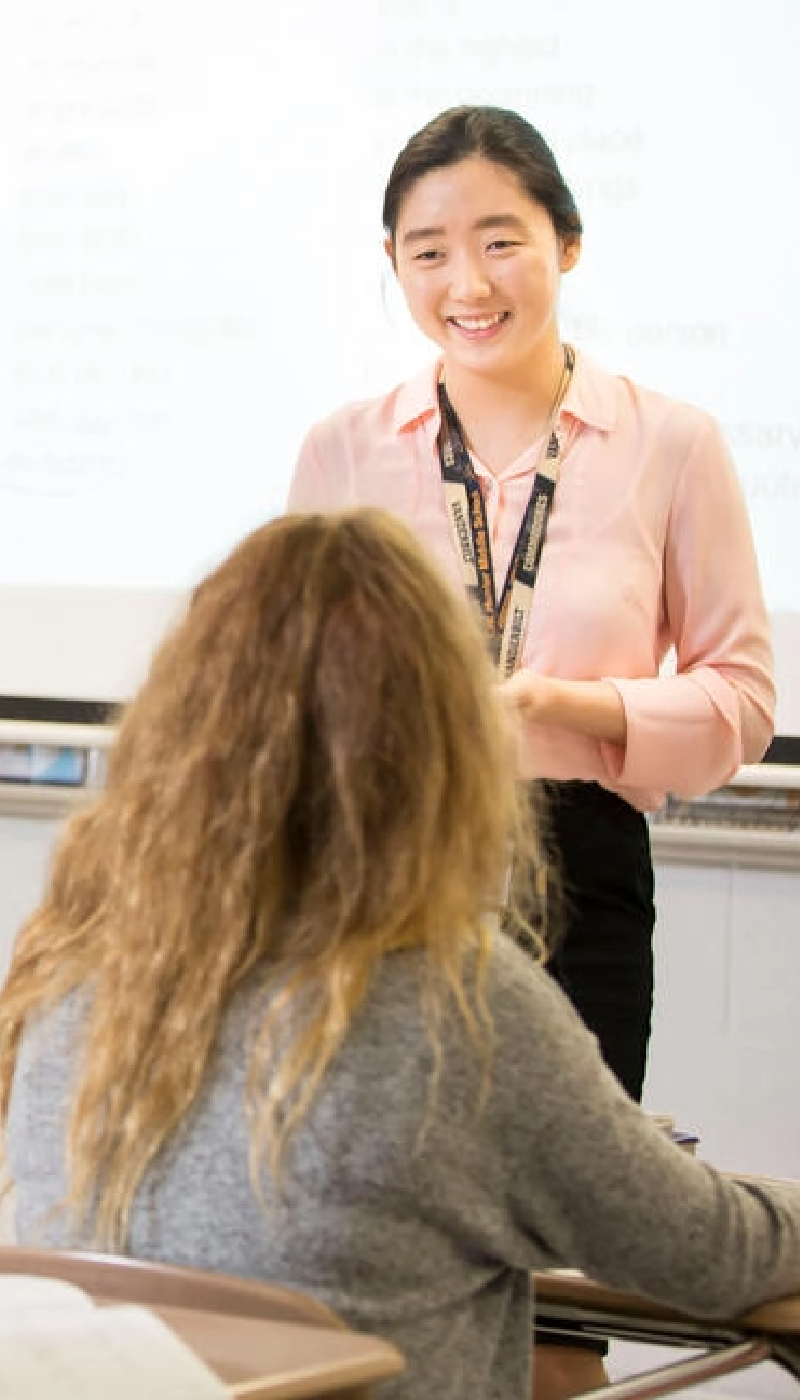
[441,343,571,476]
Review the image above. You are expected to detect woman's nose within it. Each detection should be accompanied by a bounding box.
[448,251,492,300]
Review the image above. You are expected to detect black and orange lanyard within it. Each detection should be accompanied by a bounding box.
[436,344,575,677]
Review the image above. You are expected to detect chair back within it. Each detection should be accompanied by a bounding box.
[0,1244,344,1328]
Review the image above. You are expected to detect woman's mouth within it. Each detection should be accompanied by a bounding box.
[447,311,510,338]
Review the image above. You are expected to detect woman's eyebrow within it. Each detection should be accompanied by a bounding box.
[402,212,528,246]
[402,224,446,245]
[472,213,528,234]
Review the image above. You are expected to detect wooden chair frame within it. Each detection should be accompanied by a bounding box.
[0,1243,344,1326]
[0,1245,404,1397]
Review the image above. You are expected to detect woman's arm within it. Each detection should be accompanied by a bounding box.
[502,414,774,798]
[499,673,626,745]
[609,415,774,795]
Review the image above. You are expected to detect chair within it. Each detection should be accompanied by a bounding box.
[533,1270,800,1399]
[0,1243,344,1327]
[0,1244,405,1397]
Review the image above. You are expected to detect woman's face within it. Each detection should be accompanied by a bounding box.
[388,156,580,382]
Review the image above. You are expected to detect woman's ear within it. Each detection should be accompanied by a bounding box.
[384,236,397,271]
[560,235,581,274]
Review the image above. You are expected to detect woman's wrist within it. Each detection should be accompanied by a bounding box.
[499,673,627,745]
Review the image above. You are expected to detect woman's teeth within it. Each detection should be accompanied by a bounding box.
[450,313,507,331]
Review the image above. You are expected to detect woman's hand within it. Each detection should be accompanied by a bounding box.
[498,672,627,746]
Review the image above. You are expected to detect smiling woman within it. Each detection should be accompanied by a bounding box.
[288,98,773,1056]
[287,109,774,1399]
[387,157,580,467]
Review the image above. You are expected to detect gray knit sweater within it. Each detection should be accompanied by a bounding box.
[7,935,800,1400]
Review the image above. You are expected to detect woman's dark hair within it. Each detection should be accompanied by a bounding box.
[382,105,582,244]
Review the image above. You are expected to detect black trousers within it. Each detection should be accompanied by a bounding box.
[541,780,655,1102]
[526,781,655,1357]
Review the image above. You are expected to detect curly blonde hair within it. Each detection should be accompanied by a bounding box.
[0,509,543,1248]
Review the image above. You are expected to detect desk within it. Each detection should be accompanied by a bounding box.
[533,1272,800,1399]
[124,1303,404,1399]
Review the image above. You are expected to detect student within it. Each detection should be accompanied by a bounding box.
[1,510,798,1400]
[288,104,775,1110]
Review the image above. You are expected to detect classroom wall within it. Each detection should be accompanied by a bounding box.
[0,814,62,982]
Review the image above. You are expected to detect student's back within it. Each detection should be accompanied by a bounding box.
[10,933,800,1400]
[2,510,800,1400]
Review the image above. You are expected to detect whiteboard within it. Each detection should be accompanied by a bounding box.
[0,0,798,731]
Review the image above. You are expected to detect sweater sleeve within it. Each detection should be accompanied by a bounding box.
[600,416,775,798]
[487,944,800,1318]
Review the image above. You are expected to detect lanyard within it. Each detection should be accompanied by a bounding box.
[437,344,575,678]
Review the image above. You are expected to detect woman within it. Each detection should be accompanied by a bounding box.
[1,509,799,1400]
[288,104,774,1106]
[289,111,775,1394]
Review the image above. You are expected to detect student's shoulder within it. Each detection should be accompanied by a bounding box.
[474,935,612,1118]
[12,983,90,1106]
[484,933,584,1037]
[368,934,558,1031]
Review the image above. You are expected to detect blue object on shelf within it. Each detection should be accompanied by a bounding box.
[0,745,87,788]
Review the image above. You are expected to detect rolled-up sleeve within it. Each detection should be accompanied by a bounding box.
[603,417,774,798]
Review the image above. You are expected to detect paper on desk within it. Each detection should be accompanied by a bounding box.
[0,1277,93,1314]
[0,1301,227,1398]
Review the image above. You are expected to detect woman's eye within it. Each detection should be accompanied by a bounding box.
[413,248,444,263]
[487,239,520,252]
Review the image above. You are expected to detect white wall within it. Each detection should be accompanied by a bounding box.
[645,860,800,1177]
[0,814,62,981]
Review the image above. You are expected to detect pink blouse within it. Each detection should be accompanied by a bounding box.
[288,352,774,811]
